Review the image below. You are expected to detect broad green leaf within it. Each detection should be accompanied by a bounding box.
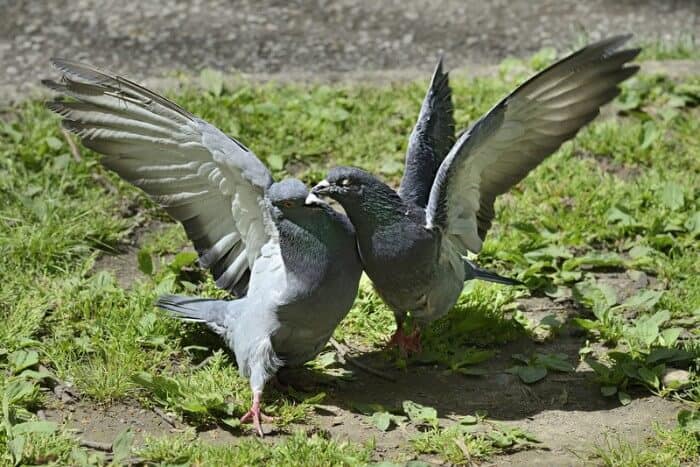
[459,415,478,425]
[618,391,632,406]
[660,182,684,211]
[637,367,659,389]
[678,409,700,433]
[221,417,241,429]
[111,427,134,464]
[640,120,661,149]
[371,411,393,432]
[487,430,514,448]
[45,136,63,151]
[8,350,39,373]
[536,353,574,373]
[402,400,438,426]
[12,420,58,435]
[601,386,618,397]
[169,251,198,271]
[200,68,224,97]
[659,327,682,347]
[684,211,700,236]
[606,205,637,226]
[509,365,547,384]
[646,347,693,364]
[137,249,154,276]
[266,154,285,171]
[9,435,24,465]
[3,380,37,405]
[621,290,663,312]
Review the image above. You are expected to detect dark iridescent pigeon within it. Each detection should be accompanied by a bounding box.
[44,60,362,435]
[313,36,639,352]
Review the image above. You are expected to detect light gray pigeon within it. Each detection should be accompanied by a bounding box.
[44,60,363,436]
[313,35,640,353]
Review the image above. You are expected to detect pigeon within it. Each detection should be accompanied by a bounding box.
[44,60,363,436]
[313,35,640,353]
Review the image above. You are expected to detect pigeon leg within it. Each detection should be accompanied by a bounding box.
[240,391,274,437]
[389,326,422,354]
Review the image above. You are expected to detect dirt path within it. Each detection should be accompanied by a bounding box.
[2,0,698,95]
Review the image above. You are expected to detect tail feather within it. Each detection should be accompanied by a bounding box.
[156,294,238,335]
[464,259,523,286]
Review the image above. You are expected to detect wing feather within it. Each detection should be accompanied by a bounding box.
[398,57,456,207]
[425,35,640,254]
[45,59,274,296]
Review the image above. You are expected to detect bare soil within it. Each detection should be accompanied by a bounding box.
[63,221,686,466]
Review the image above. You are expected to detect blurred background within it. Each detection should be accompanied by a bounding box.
[2,0,698,90]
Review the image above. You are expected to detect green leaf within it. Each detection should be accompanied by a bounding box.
[536,353,575,373]
[659,327,682,347]
[169,251,198,271]
[601,385,618,397]
[684,211,700,236]
[618,391,632,406]
[646,347,692,364]
[607,205,637,226]
[266,154,285,171]
[640,120,661,149]
[137,249,154,276]
[509,365,547,384]
[8,349,39,373]
[221,417,241,429]
[637,367,660,389]
[12,420,58,435]
[402,400,438,426]
[371,411,393,432]
[488,430,514,448]
[200,68,224,97]
[660,182,684,211]
[678,410,700,433]
[111,427,134,464]
[524,245,572,262]
[45,136,63,151]
[620,290,663,313]
[459,415,478,425]
[9,435,24,465]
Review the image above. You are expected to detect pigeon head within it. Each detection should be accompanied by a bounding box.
[313,166,406,230]
[311,166,378,201]
[267,179,327,221]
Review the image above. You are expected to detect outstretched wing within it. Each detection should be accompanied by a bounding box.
[425,35,639,253]
[398,57,456,208]
[45,59,274,296]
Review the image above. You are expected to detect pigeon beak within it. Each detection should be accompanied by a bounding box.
[312,179,331,196]
[304,192,325,206]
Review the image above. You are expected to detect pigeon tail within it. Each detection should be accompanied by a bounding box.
[156,294,240,335]
[463,259,523,286]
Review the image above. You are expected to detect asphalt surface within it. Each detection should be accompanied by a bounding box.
[1,0,698,94]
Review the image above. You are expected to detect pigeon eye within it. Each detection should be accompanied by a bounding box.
[341,178,351,187]
[281,200,295,208]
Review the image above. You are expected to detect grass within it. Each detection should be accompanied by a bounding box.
[1,48,699,465]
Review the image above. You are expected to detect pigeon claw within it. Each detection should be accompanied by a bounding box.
[389,327,422,355]
[240,391,274,437]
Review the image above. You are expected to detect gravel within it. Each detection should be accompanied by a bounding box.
[1,0,698,96]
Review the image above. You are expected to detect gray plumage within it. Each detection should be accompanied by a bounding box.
[44,61,362,435]
[314,36,639,348]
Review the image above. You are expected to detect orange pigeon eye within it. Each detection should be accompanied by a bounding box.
[281,200,295,208]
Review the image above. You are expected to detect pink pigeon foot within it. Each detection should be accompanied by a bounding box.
[388,327,422,355]
[240,391,274,437]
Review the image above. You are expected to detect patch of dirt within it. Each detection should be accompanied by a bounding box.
[91,220,169,289]
[59,235,686,466]
[43,399,174,446]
